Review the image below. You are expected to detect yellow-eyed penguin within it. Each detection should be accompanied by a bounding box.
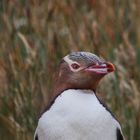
[34,52,125,140]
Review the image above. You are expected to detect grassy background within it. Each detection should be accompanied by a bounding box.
[0,0,140,140]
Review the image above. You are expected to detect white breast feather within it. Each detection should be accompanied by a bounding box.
[35,89,121,140]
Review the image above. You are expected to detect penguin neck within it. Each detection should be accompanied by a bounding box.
[51,81,96,102]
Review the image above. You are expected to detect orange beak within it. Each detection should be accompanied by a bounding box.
[85,62,115,74]
[106,62,115,73]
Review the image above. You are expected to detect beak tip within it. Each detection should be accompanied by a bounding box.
[106,62,115,73]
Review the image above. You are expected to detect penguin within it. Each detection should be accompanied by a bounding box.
[34,52,125,140]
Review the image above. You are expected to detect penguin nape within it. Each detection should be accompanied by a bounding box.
[34,52,125,140]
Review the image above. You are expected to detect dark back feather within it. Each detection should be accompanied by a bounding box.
[117,128,124,140]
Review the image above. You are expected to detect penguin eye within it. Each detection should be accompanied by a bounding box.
[71,63,80,69]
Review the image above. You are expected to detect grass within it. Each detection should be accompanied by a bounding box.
[0,0,140,140]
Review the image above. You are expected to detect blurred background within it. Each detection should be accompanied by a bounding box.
[0,0,140,140]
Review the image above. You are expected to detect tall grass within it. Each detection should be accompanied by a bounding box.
[0,0,140,140]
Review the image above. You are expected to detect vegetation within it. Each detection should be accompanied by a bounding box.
[0,0,140,140]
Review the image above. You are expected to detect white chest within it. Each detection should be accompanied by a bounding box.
[36,89,121,140]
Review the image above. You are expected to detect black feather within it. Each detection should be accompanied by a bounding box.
[35,134,38,140]
[117,128,124,140]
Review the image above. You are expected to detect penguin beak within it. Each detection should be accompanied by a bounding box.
[106,62,115,73]
[84,62,115,74]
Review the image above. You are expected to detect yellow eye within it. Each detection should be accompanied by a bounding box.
[71,63,80,69]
